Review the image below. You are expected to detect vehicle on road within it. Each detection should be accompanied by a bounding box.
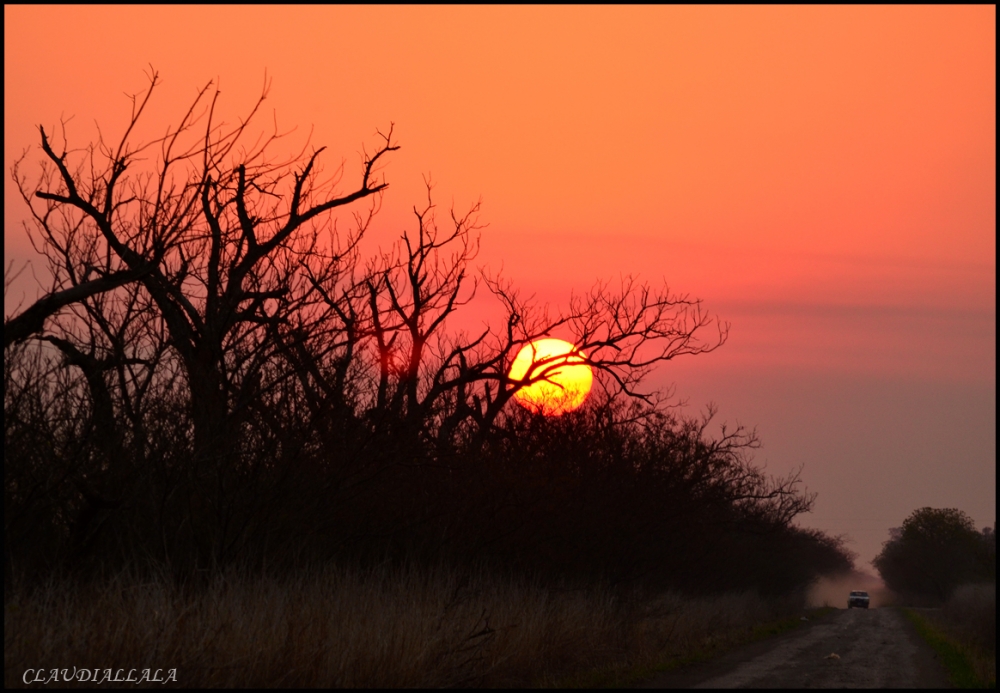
[848,590,870,609]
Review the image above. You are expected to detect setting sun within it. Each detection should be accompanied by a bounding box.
[508,338,594,416]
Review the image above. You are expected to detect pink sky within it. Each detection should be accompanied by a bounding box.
[4,6,995,568]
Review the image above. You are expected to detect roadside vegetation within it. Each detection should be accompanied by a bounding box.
[876,508,995,688]
[874,508,995,605]
[936,584,997,687]
[562,605,836,688]
[907,583,996,689]
[6,71,854,686]
[6,564,827,688]
[902,588,995,690]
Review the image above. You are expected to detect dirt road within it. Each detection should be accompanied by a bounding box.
[641,607,952,689]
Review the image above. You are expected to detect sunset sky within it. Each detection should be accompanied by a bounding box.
[4,6,995,569]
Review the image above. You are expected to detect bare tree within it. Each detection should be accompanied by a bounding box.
[363,181,484,426]
[459,274,729,437]
[327,189,731,450]
[11,68,398,466]
[8,69,403,567]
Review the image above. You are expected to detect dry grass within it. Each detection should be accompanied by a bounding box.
[5,563,804,688]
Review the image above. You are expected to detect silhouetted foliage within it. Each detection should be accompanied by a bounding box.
[874,508,995,603]
[5,71,853,594]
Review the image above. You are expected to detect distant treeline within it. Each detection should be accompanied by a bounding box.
[4,72,853,593]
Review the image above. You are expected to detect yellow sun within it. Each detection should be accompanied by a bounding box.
[508,338,593,416]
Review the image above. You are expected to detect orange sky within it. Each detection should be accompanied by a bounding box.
[4,6,995,568]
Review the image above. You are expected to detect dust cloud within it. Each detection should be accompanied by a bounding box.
[807,571,897,609]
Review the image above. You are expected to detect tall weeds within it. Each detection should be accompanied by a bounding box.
[936,583,996,686]
[5,563,801,688]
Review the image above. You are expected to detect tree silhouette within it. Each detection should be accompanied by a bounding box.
[6,71,849,589]
[874,507,995,602]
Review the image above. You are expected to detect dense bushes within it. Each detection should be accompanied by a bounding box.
[5,343,851,593]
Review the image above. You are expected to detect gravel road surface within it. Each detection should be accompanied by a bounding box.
[641,607,952,689]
